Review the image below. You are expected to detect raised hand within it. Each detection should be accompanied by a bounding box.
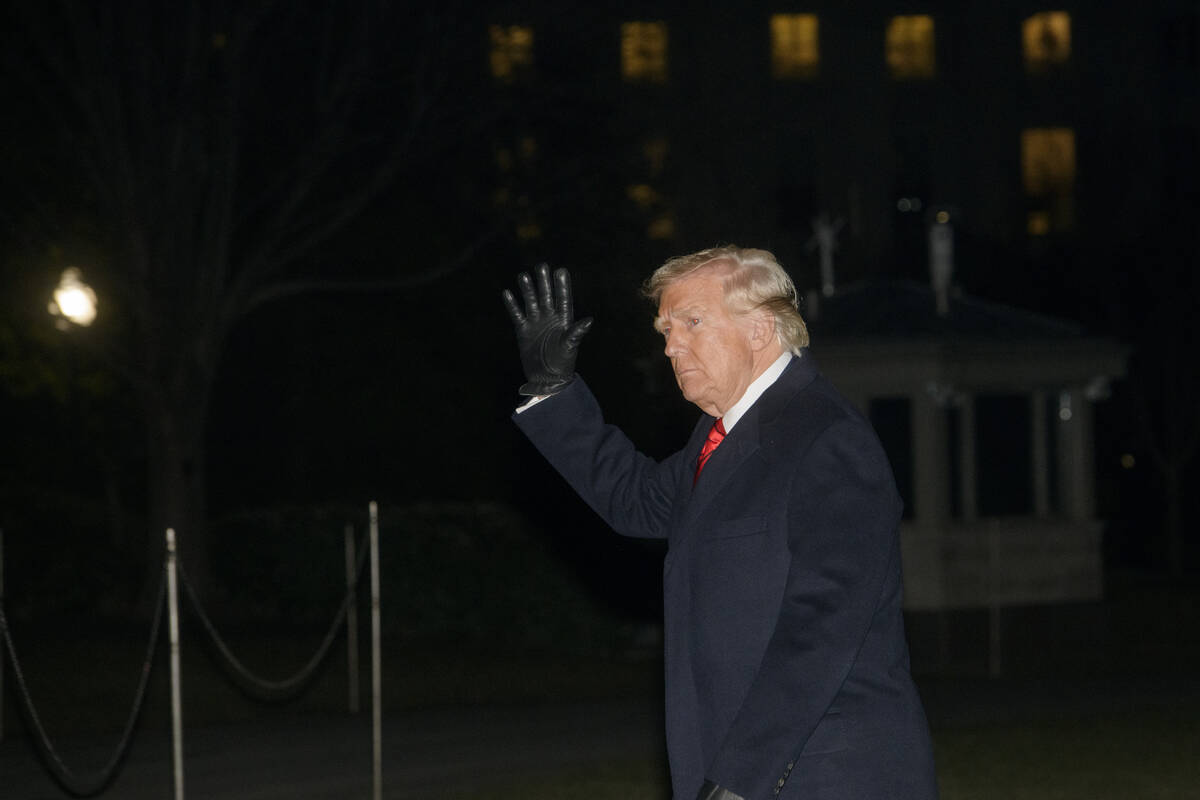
[501,262,593,396]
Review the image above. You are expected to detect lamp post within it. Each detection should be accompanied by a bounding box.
[47,267,97,329]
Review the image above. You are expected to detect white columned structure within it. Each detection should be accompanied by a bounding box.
[805,279,1127,632]
[1058,386,1096,521]
[913,390,949,527]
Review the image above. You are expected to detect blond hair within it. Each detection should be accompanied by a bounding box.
[643,245,809,353]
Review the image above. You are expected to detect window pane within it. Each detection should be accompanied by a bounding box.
[647,215,676,239]
[621,21,669,83]
[489,25,534,83]
[643,136,669,174]
[771,14,819,79]
[626,137,674,240]
[1022,128,1075,194]
[493,135,541,240]
[886,15,936,79]
[1023,11,1071,73]
[1022,127,1076,234]
[626,183,659,208]
[1027,210,1052,236]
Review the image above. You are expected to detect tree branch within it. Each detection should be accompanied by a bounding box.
[238,221,506,318]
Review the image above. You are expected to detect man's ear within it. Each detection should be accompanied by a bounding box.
[747,311,775,351]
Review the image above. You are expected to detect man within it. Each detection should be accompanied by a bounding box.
[503,246,938,800]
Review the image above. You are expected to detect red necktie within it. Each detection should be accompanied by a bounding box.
[694,418,726,483]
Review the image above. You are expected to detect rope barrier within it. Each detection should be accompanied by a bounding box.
[3,517,372,796]
[0,571,167,798]
[175,529,369,702]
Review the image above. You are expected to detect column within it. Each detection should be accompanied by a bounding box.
[1057,387,1096,520]
[913,390,949,526]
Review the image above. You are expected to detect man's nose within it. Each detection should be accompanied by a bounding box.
[664,328,684,357]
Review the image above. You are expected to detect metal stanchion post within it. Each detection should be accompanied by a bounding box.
[369,501,382,800]
[344,523,360,714]
[166,528,185,800]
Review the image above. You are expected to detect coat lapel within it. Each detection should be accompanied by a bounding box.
[681,415,760,525]
[671,353,820,546]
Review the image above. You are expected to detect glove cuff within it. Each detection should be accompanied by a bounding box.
[519,375,575,396]
[696,780,746,800]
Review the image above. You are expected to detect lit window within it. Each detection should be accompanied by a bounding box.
[886,15,936,79]
[495,137,537,173]
[489,25,534,83]
[518,136,537,161]
[647,215,675,240]
[628,180,675,239]
[627,137,674,241]
[494,135,541,240]
[622,21,668,83]
[1021,127,1075,234]
[1022,128,1075,195]
[643,137,669,174]
[516,222,542,241]
[627,184,659,209]
[1027,211,1052,236]
[1023,12,1070,73]
[771,14,819,79]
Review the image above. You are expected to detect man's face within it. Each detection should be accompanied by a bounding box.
[655,265,758,417]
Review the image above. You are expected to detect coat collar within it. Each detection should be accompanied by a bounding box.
[675,350,819,526]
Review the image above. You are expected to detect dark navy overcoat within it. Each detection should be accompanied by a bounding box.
[515,353,938,800]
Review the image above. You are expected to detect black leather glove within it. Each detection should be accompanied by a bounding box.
[696,780,745,800]
[501,262,593,396]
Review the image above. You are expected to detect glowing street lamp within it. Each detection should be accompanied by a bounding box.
[48,267,97,329]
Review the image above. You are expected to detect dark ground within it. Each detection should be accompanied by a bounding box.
[0,701,663,799]
[3,673,1200,799]
[3,574,1198,799]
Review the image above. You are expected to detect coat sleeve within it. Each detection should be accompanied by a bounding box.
[512,377,683,540]
[706,416,905,798]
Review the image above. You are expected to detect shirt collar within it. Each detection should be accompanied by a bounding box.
[722,351,794,432]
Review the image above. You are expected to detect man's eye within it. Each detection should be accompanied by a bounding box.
[687,318,700,327]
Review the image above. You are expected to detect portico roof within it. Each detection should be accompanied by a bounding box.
[803,280,1128,393]
[804,280,1090,342]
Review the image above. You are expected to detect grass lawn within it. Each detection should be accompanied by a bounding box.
[439,706,1200,800]
[5,576,1198,798]
[933,707,1200,800]
[441,759,671,800]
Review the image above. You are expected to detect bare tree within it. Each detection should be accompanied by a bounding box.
[2,0,496,592]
